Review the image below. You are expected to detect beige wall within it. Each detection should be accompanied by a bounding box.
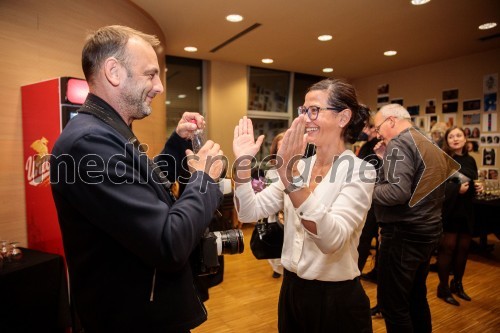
[1,0,499,247]
[206,61,248,168]
[352,48,500,116]
[205,49,500,171]
[352,48,500,168]
[0,0,166,245]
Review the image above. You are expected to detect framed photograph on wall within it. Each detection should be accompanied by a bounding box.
[488,168,498,180]
[484,93,497,111]
[429,115,439,130]
[463,99,481,111]
[442,102,458,113]
[415,116,428,131]
[479,133,500,146]
[462,113,481,126]
[377,84,389,95]
[443,113,457,128]
[482,148,496,166]
[377,95,389,104]
[442,88,459,101]
[465,140,479,153]
[463,127,472,138]
[391,98,403,106]
[463,126,481,139]
[482,113,498,132]
[483,73,498,94]
[425,99,436,114]
[407,105,420,116]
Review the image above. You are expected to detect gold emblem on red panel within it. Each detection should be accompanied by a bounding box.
[26,137,50,186]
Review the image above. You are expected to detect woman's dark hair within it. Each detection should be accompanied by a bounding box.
[443,126,467,156]
[308,78,370,144]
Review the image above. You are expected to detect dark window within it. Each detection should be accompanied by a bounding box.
[165,56,203,134]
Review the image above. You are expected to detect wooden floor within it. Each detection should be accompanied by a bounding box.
[193,224,500,333]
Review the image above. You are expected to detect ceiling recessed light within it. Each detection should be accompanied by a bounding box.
[318,35,333,41]
[184,46,198,52]
[411,0,431,5]
[166,100,171,105]
[322,68,334,73]
[196,86,202,91]
[178,94,186,99]
[261,58,274,64]
[479,22,497,30]
[384,50,397,56]
[226,14,243,22]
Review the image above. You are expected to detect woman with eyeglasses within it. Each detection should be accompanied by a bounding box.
[232,78,375,332]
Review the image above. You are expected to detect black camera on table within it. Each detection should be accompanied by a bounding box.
[196,228,244,276]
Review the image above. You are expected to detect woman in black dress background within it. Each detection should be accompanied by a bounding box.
[437,126,483,306]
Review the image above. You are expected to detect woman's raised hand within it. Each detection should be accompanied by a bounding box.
[233,116,264,160]
[278,115,307,169]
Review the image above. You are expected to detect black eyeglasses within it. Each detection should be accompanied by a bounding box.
[374,117,391,134]
[297,106,341,120]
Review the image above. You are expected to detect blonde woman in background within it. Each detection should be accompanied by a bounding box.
[430,122,449,147]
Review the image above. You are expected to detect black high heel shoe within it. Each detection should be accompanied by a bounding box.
[450,279,471,301]
[437,284,460,306]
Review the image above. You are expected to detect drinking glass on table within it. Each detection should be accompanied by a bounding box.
[0,240,9,262]
[474,176,485,199]
[494,180,500,197]
[8,242,23,261]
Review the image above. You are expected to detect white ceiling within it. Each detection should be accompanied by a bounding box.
[131,0,500,80]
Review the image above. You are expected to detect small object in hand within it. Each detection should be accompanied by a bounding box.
[189,119,204,153]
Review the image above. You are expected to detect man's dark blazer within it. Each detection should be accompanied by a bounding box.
[50,94,222,332]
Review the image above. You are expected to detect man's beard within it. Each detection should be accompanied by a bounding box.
[120,88,151,120]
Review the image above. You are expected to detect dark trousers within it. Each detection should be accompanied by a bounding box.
[278,270,372,333]
[357,206,379,272]
[377,224,440,333]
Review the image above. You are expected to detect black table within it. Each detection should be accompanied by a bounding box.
[472,198,500,251]
[0,248,72,333]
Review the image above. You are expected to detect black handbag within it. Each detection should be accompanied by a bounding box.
[250,218,284,259]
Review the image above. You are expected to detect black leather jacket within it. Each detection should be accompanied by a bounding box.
[374,128,446,235]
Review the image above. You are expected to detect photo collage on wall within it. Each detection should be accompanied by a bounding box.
[479,73,498,179]
[375,73,498,179]
[409,99,434,132]
[462,93,481,153]
[412,101,438,133]
[376,84,390,110]
[441,88,459,130]
[442,89,459,113]
[376,83,405,111]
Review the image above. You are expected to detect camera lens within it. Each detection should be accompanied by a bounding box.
[213,229,244,255]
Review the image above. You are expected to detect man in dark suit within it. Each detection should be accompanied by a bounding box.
[50,25,224,333]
